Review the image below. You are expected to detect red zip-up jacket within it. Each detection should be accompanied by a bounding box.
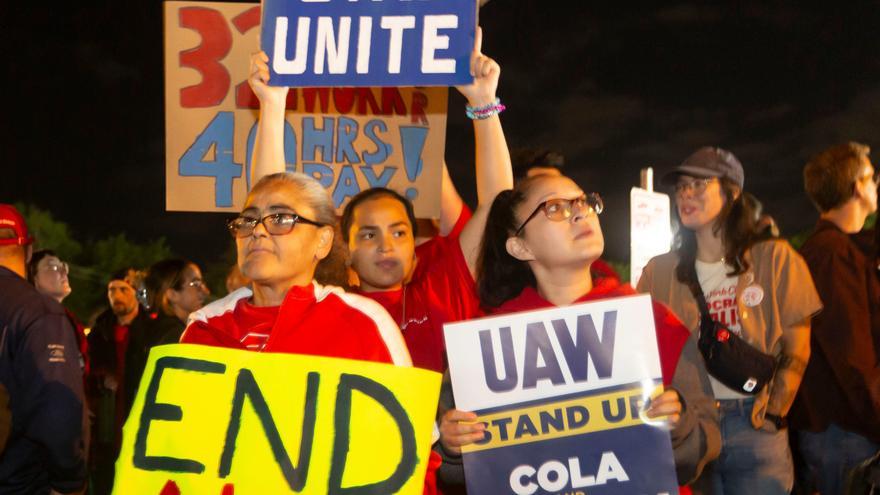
[181,281,441,494]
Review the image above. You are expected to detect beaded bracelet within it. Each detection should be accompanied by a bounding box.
[465,97,506,120]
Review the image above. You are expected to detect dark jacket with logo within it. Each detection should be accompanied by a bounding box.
[0,266,86,494]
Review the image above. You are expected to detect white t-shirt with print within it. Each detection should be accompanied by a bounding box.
[695,259,750,400]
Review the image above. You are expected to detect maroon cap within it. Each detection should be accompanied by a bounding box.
[0,204,34,246]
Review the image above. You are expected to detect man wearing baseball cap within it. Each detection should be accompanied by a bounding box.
[0,204,87,494]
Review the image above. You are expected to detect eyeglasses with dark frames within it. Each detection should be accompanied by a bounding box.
[226,213,325,238]
[515,193,604,236]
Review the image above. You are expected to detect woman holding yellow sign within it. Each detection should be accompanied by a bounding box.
[178,170,438,487]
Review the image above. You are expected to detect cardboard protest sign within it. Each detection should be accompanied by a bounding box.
[113,344,441,494]
[163,1,447,217]
[630,187,672,287]
[444,295,679,495]
[261,0,477,87]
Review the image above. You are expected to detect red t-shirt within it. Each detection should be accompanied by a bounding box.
[412,205,472,281]
[358,209,482,373]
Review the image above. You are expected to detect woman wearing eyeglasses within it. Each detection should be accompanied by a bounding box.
[437,173,721,492]
[145,259,210,328]
[27,249,89,380]
[28,249,72,303]
[181,171,408,362]
[124,259,210,412]
[637,147,822,494]
[179,172,440,491]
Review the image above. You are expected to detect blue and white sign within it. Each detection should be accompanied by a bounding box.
[261,0,477,87]
[444,295,680,495]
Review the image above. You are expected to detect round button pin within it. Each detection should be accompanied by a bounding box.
[741,285,764,307]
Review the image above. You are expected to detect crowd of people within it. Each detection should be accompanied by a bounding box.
[1,28,878,495]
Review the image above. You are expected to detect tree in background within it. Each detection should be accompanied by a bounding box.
[17,203,173,323]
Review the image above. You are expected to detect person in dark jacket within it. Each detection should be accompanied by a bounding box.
[792,142,880,494]
[0,383,9,455]
[0,204,86,494]
[86,267,152,495]
[28,249,89,382]
[124,258,209,413]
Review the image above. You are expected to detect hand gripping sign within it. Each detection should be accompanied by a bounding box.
[444,295,679,495]
[261,0,477,87]
[163,2,447,217]
[112,344,440,494]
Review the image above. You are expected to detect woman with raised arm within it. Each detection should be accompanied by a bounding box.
[439,173,722,493]
[247,27,513,373]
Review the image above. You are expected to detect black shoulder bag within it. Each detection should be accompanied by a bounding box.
[687,271,777,394]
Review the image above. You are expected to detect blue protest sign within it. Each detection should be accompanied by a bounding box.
[444,295,680,495]
[260,0,477,87]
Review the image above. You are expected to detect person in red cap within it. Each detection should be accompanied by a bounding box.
[0,204,87,494]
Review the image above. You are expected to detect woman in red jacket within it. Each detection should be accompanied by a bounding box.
[180,172,441,492]
[438,173,721,493]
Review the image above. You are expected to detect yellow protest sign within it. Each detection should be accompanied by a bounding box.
[113,344,441,495]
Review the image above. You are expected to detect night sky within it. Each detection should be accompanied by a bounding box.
[5,1,880,268]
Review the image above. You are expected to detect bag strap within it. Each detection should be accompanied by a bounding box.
[686,263,712,319]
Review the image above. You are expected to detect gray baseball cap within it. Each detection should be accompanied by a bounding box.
[661,146,745,189]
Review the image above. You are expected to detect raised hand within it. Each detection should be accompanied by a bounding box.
[455,27,500,108]
[249,51,289,110]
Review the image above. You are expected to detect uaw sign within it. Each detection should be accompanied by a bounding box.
[261,0,477,87]
[444,295,679,495]
[163,1,447,217]
[112,344,440,494]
